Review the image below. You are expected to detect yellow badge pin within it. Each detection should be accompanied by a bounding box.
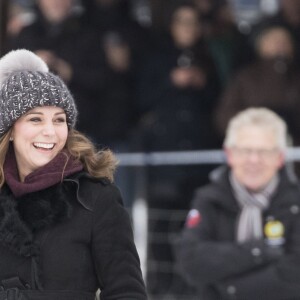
[264,220,285,246]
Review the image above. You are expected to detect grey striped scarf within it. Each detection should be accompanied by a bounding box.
[230,172,279,243]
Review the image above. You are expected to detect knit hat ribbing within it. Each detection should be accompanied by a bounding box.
[0,49,77,136]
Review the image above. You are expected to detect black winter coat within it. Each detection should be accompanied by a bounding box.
[175,166,300,300]
[0,172,147,299]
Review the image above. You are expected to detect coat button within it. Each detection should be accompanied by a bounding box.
[290,205,299,214]
[227,285,236,295]
[251,247,261,256]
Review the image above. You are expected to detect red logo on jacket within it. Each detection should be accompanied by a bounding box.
[186,209,201,228]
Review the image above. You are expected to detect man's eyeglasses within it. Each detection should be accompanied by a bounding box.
[231,147,280,159]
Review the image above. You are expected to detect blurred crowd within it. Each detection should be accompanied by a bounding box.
[2,0,300,298]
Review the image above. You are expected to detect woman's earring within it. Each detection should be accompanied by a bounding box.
[9,137,13,142]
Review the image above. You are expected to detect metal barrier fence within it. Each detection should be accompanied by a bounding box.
[116,147,300,166]
[117,147,300,300]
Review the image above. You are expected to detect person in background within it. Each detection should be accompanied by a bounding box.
[4,0,35,48]
[137,1,220,153]
[175,107,300,300]
[214,24,300,148]
[0,49,147,299]
[135,2,220,297]
[7,0,104,140]
[82,0,153,70]
[80,0,151,209]
[95,30,140,209]
[193,0,253,86]
[258,0,300,60]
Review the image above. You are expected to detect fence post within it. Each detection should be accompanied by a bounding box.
[132,166,149,280]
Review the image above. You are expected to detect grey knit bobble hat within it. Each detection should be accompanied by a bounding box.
[0,49,77,136]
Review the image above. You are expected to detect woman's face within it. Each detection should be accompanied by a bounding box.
[11,106,68,181]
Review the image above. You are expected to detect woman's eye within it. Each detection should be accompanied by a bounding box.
[55,118,66,123]
[29,117,41,122]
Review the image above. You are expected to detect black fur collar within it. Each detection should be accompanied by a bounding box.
[17,184,72,232]
[0,184,72,257]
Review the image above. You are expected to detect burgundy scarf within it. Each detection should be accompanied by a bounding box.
[3,146,83,198]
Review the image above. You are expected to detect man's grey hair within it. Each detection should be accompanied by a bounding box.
[223,107,288,151]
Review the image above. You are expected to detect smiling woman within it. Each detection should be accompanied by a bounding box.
[0,49,147,299]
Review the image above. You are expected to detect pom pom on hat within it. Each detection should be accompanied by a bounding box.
[0,49,77,136]
[0,49,49,86]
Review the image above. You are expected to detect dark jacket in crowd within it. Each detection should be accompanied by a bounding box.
[175,166,300,300]
[137,36,221,152]
[0,172,147,299]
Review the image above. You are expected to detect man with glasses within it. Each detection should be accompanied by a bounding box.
[175,107,300,299]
